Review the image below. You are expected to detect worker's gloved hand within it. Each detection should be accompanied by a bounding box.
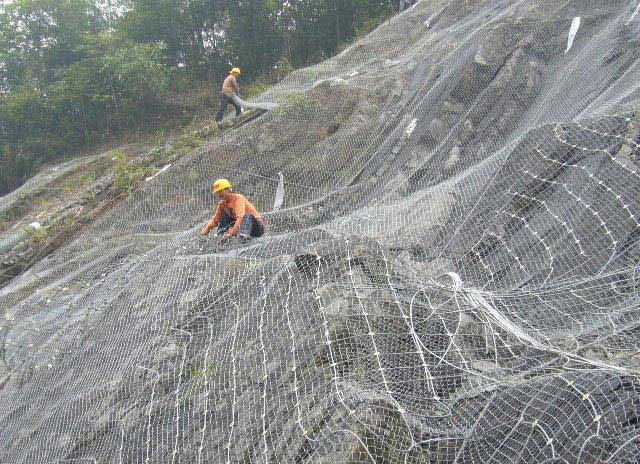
[220,233,232,244]
[201,227,209,236]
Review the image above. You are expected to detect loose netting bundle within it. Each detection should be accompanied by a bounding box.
[1,0,640,462]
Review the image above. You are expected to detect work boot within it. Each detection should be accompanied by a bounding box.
[216,121,223,130]
[238,233,250,242]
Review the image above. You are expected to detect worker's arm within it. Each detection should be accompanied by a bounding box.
[226,198,246,237]
[202,204,222,235]
[232,76,240,95]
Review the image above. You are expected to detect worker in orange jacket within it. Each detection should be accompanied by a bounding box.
[201,178,265,241]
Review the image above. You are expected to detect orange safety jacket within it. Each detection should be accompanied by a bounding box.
[205,193,262,236]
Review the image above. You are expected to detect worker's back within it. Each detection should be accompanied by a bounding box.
[222,74,238,97]
[220,193,261,220]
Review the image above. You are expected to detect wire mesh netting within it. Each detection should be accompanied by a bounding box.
[1,0,640,462]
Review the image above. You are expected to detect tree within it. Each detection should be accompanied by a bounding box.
[0,34,169,195]
[0,0,398,194]
[274,0,392,68]
[0,0,105,92]
[222,0,281,78]
[118,0,232,78]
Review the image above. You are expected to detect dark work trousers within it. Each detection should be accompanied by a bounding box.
[216,211,265,238]
[215,92,242,123]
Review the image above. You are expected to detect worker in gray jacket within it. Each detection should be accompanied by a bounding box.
[216,67,242,129]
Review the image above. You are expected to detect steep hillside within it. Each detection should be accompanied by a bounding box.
[1,1,640,463]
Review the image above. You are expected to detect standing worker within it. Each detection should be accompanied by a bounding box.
[216,68,243,129]
[201,179,265,241]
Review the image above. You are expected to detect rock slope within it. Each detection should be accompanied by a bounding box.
[1,1,640,463]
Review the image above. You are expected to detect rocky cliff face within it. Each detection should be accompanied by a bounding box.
[1,1,640,463]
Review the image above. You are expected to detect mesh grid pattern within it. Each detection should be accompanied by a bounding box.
[1,0,640,462]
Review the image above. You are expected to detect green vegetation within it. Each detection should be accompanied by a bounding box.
[0,211,20,234]
[81,191,99,208]
[113,152,148,195]
[188,363,217,395]
[0,196,34,233]
[24,214,76,247]
[167,133,207,160]
[0,36,169,195]
[148,129,211,165]
[24,224,51,246]
[0,218,9,235]
[63,173,96,194]
[0,0,397,195]
[244,81,276,102]
[274,93,315,118]
[337,8,394,54]
[243,57,295,101]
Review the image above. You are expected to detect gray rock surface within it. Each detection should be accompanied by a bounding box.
[1,1,640,463]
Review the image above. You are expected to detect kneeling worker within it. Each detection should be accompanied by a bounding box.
[201,178,265,241]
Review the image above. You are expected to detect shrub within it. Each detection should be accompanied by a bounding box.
[25,223,51,246]
[273,93,314,118]
[113,152,147,195]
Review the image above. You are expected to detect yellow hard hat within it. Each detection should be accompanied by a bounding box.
[212,178,232,193]
[230,67,241,75]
